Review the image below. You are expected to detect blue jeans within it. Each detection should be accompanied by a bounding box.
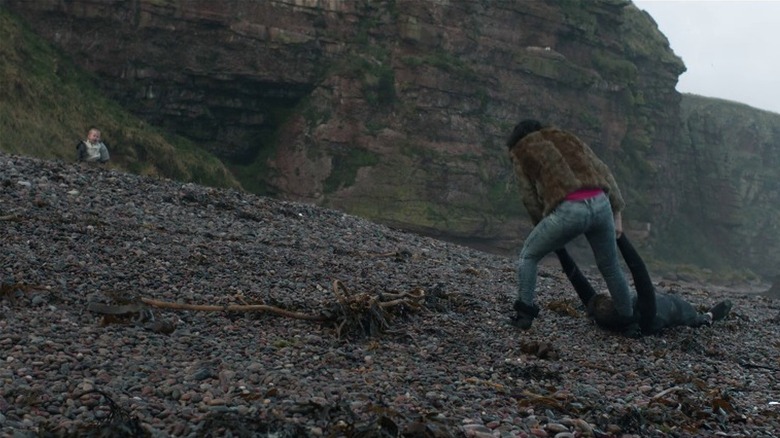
[516,193,634,318]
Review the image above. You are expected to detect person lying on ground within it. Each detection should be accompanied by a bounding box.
[555,235,732,336]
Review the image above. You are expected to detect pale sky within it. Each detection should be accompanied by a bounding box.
[632,0,780,115]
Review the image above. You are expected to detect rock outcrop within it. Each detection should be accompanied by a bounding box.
[675,95,780,276]
[6,0,779,278]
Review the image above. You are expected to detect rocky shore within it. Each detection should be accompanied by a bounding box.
[1,152,778,437]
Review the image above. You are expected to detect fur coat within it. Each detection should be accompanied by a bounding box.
[508,127,624,224]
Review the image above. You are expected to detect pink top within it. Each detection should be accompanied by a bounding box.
[564,188,604,201]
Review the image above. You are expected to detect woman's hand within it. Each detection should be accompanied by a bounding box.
[613,211,623,238]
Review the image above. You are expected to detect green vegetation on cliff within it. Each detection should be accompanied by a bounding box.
[323,148,380,194]
[0,8,239,189]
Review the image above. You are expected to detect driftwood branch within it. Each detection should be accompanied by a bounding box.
[87,302,145,315]
[652,386,685,400]
[87,280,432,338]
[739,361,780,372]
[139,297,328,321]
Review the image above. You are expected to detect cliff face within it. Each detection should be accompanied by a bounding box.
[13,0,776,276]
[675,95,780,276]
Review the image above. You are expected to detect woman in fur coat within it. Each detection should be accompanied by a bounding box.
[506,119,634,331]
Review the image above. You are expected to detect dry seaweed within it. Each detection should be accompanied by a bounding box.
[519,340,560,360]
[546,298,582,317]
[194,400,459,438]
[327,279,426,339]
[39,390,150,438]
[196,411,307,438]
[0,280,46,302]
[86,279,444,340]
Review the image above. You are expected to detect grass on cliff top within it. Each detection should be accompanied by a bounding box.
[0,7,240,189]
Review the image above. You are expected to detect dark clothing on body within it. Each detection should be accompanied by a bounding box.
[557,235,714,335]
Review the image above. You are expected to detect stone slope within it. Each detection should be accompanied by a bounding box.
[1,151,779,436]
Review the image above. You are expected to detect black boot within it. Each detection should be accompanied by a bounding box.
[509,300,540,330]
[708,300,732,323]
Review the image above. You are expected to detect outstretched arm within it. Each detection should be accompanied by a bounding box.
[554,248,596,307]
[616,235,656,333]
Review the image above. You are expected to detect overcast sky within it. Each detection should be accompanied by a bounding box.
[632,0,780,115]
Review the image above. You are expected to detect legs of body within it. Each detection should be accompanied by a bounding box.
[557,235,645,315]
[560,234,651,336]
[555,248,596,307]
[670,296,732,327]
[662,294,710,327]
[616,235,657,332]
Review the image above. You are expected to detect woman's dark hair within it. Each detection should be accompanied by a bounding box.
[506,119,544,149]
[587,294,624,329]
